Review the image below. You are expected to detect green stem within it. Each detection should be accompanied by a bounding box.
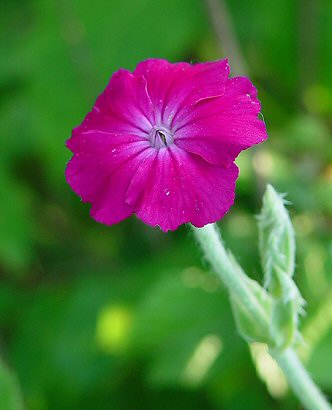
[191,223,270,332]
[190,223,331,410]
[271,348,331,410]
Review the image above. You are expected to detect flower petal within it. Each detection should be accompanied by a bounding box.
[66,131,151,225]
[75,69,155,139]
[125,146,238,231]
[134,59,229,127]
[134,59,190,125]
[174,77,267,166]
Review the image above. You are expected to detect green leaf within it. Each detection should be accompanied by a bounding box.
[225,251,272,344]
[230,278,272,344]
[270,296,301,350]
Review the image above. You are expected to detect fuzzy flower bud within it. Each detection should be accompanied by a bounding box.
[258,184,295,297]
[258,185,304,349]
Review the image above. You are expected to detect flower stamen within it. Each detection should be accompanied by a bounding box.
[149,126,173,149]
[157,130,167,146]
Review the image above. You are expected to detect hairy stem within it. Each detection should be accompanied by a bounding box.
[191,223,331,410]
[191,223,269,332]
[271,348,331,410]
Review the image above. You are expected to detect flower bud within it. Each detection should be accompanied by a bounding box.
[258,184,295,296]
[258,185,304,350]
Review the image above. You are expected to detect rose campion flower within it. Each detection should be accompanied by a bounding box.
[66,59,267,231]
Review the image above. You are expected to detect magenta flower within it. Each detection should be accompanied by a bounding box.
[66,59,267,231]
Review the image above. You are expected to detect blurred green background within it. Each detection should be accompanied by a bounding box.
[1,0,332,409]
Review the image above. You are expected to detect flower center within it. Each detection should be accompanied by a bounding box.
[149,126,173,149]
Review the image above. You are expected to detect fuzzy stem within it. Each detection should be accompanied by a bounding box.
[270,348,331,410]
[191,223,331,410]
[191,223,270,332]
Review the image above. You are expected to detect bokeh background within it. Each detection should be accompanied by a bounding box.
[1,0,332,409]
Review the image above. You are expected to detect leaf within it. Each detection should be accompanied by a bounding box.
[270,298,300,350]
[230,278,272,344]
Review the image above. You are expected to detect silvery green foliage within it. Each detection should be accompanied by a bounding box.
[258,185,304,349]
